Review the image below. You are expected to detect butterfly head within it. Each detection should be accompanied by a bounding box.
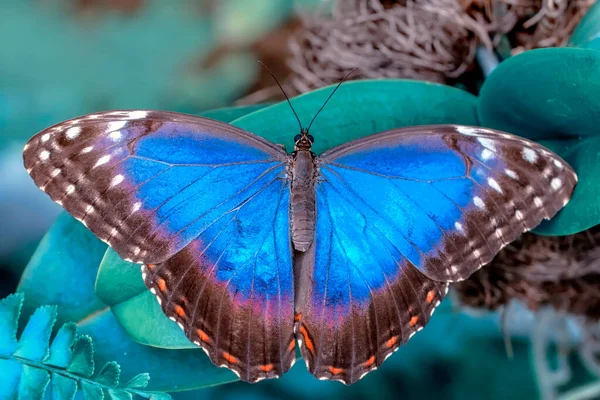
[294,128,314,151]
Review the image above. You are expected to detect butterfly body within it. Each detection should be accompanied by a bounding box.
[23,110,577,385]
[290,147,318,252]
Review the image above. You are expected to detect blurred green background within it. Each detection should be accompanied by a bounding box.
[0,1,593,399]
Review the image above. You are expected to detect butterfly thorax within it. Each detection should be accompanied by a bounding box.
[290,149,317,252]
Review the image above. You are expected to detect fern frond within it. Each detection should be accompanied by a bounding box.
[0,293,172,400]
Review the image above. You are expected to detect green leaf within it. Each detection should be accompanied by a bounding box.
[67,336,95,377]
[108,389,133,400]
[199,103,273,123]
[232,79,479,154]
[18,365,49,400]
[14,305,56,362]
[46,322,77,368]
[0,293,172,399]
[96,362,121,387]
[478,48,600,235]
[50,374,77,400]
[0,293,23,356]
[81,381,104,400]
[125,374,150,389]
[569,1,600,47]
[77,310,237,392]
[18,212,108,325]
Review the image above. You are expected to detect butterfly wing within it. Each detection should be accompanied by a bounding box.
[23,111,296,382]
[294,125,577,384]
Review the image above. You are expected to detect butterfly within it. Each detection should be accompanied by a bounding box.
[23,99,576,385]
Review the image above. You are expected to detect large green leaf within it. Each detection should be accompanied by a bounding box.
[198,103,273,123]
[478,48,600,235]
[95,79,480,350]
[0,293,171,399]
[569,1,600,47]
[17,212,108,324]
[233,79,479,154]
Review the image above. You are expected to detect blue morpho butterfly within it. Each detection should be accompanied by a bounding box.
[23,78,577,385]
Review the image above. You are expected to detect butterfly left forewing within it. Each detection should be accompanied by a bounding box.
[24,110,296,382]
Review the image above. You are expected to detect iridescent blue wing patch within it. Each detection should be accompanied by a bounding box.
[294,125,577,384]
[23,111,296,382]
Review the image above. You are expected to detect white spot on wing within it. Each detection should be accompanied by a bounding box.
[111,174,124,187]
[66,127,81,139]
[132,202,142,212]
[473,196,485,209]
[41,133,51,143]
[488,178,502,193]
[66,185,75,195]
[51,168,61,177]
[553,159,564,169]
[454,222,464,232]
[534,197,543,207]
[39,150,50,161]
[108,121,127,131]
[477,137,496,151]
[94,155,111,168]
[456,126,479,136]
[505,169,518,180]
[109,130,122,141]
[522,148,538,163]
[551,178,562,190]
[81,146,94,154]
[129,110,148,119]
[481,149,494,161]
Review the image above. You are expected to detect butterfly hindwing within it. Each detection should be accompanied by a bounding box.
[23,110,296,382]
[293,125,576,384]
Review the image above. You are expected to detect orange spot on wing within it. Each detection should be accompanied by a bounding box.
[157,278,167,292]
[299,325,315,354]
[385,336,398,348]
[294,313,302,322]
[426,290,436,304]
[288,339,295,352]
[223,352,239,365]
[409,316,419,327]
[197,329,211,343]
[258,364,274,372]
[363,355,376,368]
[175,305,186,318]
[147,264,155,270]
[328,366,344,375]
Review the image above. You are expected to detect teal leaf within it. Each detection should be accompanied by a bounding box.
[50,374,78,400]
[125,374,150,389]
[81,381,104,400]
[0,293,23,356]
[0,294,172,399]
[46,322,77,368]
[569,1,600,47]
[14,305,56,362]
[232,79,479,155]
[0,359,22,398]
[199,103,273,123]
[18,213,108,325]
[478,48,600,235]
[18,365,50,400]
[67,336,95,378]
[77,310,236,391]
[108,389,133,400]
[96,362,121,387]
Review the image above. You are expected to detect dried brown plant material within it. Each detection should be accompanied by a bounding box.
[284,0,595,94]
[287,0,484,93]
[455,227,600,320]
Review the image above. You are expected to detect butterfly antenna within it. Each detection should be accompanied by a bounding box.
[258,61,304,133]
[306,68,357,133]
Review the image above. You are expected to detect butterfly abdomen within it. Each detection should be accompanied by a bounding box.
[290,150,317,252]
